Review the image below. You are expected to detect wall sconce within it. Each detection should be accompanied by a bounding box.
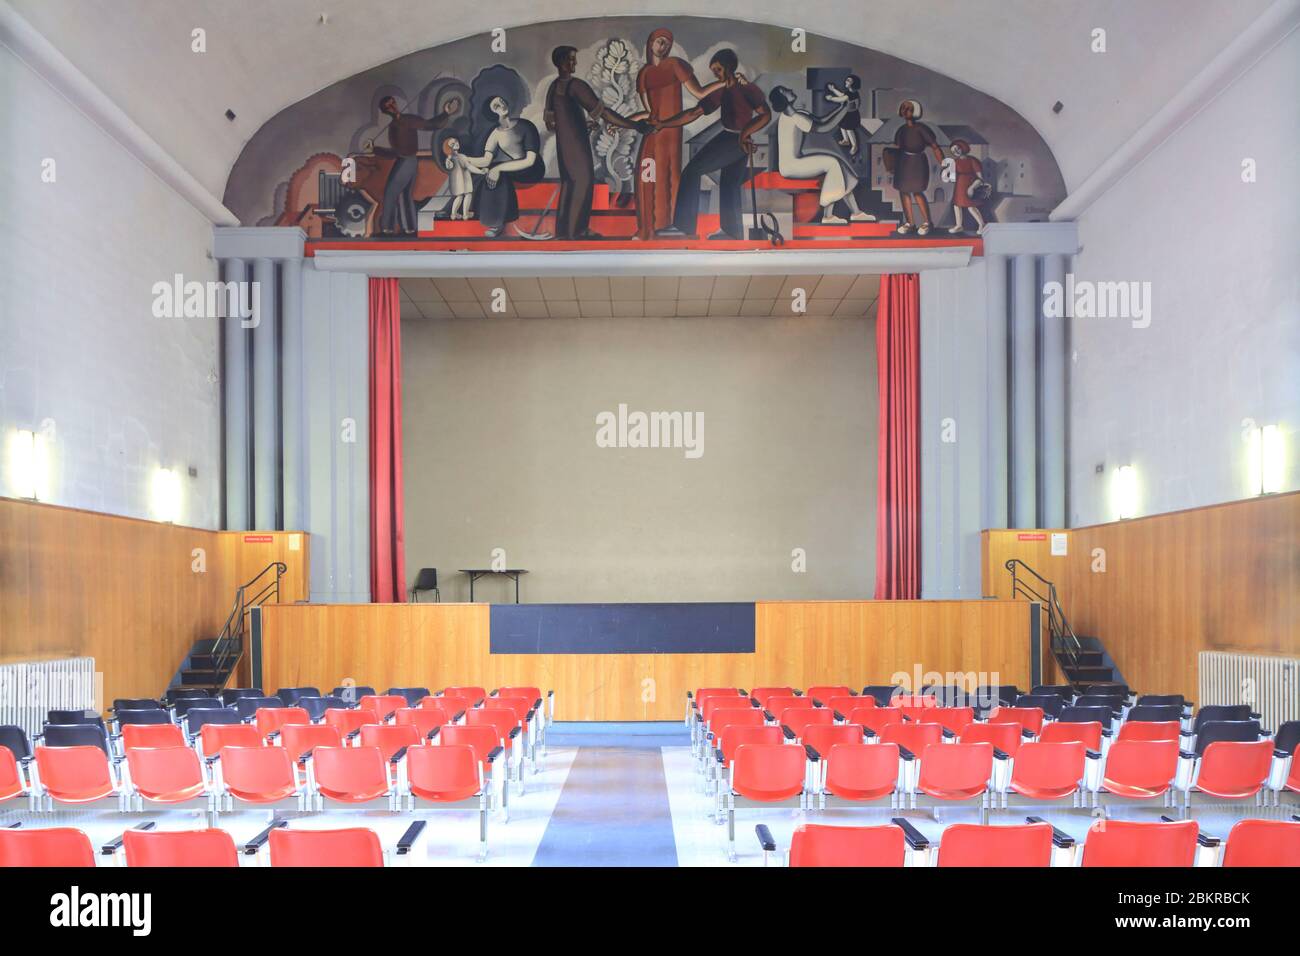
[152,467,181,523]
[10,428,49,500]
[1248,423,1285,495]
[1114,464,1137,520]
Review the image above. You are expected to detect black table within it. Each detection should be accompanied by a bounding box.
[460,569,529,603]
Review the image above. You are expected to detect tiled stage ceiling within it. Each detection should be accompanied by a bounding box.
[399,275,881,320]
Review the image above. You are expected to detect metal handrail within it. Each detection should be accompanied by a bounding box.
[210,562,286,681]
[1005,558,1083,678]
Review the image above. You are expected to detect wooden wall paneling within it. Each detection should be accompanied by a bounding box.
[980,493,1300,702]
[261,600,1033,721]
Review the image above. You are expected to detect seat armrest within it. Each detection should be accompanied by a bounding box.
[890,816,929,850]
[755,824,777,853]
[781,726,796,740]
[804,744,821,762]
[1162,815,1221,848]
[992,747,1009,761]
[453,710,466,723]
[508,726,521,739]
[101,821,156,856]
[897,745,915,761]
[762,710,775,722]
[390,746,409,764]
[487,746,503,763]
[833,710,846,722]
[244,819,288,855]
[1085,749,1101,760]
[1025,815,1075,848]
[941,728,955,740]
[395,819,427,856]
[426,727,440,741]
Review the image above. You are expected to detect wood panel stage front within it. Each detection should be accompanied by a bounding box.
[257,599,1037,721]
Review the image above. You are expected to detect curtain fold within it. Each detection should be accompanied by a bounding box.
[874,273,921,599]
[369,277,406,603]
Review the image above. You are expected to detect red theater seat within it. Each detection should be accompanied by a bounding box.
[806,686,853,706]
[0,748,26,804]
[407,743,482,803]
[732,743,805,802]
[915,742,993,802]
[279,723,344,763]
[847,706,902,736]
[120,723,186,751]
[822,742,901,803]
[1099,739,1179,801]
[780,707,834,739]
[0,827,96,867]
[1118,720,1182,742]
[394,706,449,740]
[1220,819,1300,867]
[749,687,796,709]
[124,746,208,805]
[218,746,302,806]
[937,822,1053,867]
[254,706,309,738]
[123,828,238,867]
[1191,740,1273,799]
[312,745,393,806]
[1008,741,1087,801]
[269,827,384,867]
[986,706,1045,736]
[788,823,906,867]
[961,721,1024,757]
[802,723,866,760]
[879,721,943,756]
[323,707,379,737]
[442,687,487,707]
[1039,721,1103,751]
[199,722,263,760]
[358,723,422,763]
[1082,819,1198,867]
[34,745,118,806]
[358,695,408,720]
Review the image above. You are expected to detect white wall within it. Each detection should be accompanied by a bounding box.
[0,42,221,527]
[401,314,876,602]
[1068,27,1300,526]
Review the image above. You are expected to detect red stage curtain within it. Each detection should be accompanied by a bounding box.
[369,277,406,603]
[874,273,921,599]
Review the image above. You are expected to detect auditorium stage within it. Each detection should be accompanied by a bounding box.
[251,599,1042,721]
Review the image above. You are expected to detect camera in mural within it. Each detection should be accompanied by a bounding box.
[229,17,1065,248]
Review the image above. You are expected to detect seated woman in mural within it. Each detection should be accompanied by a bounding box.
[890,99,944,236]
[628,27,730,240]
[768,85,875,224]
[465,95,545,238]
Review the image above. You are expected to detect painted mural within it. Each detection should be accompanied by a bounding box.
[223,17,1066,251]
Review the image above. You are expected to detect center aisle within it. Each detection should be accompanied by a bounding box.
[532,722,688,867]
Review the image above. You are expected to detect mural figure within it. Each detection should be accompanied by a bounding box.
[768,85,875,224]
[889,99,943,236]
[947,138,989,234]
[653,49,770,240]
[372,94,461,235]
[440,132,488,220]
[544,45,651,240]
[629,27,728,239]
[466,95,546,238]
[825,73,862,156]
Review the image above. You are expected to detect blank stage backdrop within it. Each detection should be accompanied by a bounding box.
[401,313,877,602]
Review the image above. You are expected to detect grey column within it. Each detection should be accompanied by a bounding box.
[280,258,305,531]
[252,257,279,530]
[1040,254,1068,528]
[984,255,1009,532]
[222,257,251,531]
[1009,254,1038,528]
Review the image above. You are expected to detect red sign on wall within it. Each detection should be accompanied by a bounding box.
[1017,533,1047,541]
[243,534,274,543]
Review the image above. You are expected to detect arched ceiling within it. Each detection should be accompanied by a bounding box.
[7,0,1274,202]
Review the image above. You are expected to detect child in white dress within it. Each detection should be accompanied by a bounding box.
[442,134,489,220]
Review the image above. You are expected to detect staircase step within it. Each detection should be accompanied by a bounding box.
[1073,651,1105,667]
[1063,665,1114,682]
[181,668,226,685]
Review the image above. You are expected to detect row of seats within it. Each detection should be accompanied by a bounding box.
[1,683,555,863]
[686,686,1300,861]
[0,820,416,868]
[753,817,1300,867]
